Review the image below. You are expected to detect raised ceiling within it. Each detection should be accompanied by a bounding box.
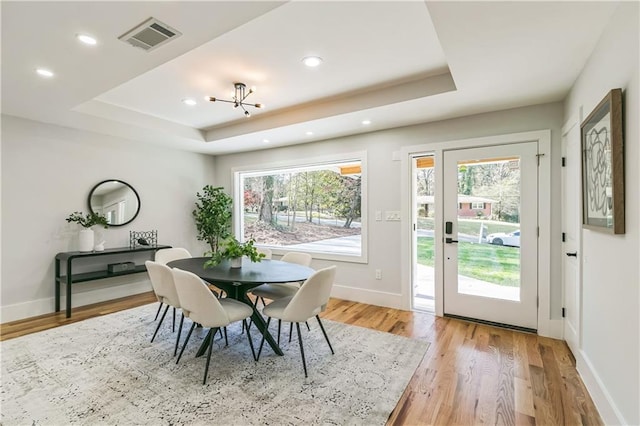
[1,1,620,155]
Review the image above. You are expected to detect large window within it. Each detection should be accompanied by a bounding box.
[234,154,366,262]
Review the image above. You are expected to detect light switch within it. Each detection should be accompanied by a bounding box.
[375,210,382,221]
[385,211,401,221]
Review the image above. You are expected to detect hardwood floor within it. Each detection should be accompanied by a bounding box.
[1,294,601,425]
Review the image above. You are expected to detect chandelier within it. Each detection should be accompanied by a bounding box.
[208,82,263,117]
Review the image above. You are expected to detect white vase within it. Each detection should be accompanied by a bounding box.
[230,257,242,268]
[78,229,94,252]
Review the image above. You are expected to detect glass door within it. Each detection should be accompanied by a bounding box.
[443,142,538,330]
[412,155,436,312]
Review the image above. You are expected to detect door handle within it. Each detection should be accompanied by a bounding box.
[566,252,577,257]
[445,237,458,244]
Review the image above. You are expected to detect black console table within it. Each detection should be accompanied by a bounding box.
[55,245,171,318]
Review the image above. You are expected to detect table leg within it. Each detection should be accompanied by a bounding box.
[195,328,214,357]
[55,259,60,312]
[66,259,72,318]
[239,292,283,356]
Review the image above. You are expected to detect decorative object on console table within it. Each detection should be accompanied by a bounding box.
[129,230,157,248]
[581,88,625,234]
[107,262,136,273]
[204,237,265,269]
[65,211,109,252]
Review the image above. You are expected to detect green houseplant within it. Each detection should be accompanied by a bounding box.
[65,211,109,228]
[204,237,265,268]
[66,211,109,252]
[192,185,232,253]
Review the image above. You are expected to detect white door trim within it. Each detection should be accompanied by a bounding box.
[400,129,557,337]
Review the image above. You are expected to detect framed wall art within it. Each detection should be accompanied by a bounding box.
[581,88,624,234]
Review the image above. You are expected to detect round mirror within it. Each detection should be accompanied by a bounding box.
[88,180,140,227]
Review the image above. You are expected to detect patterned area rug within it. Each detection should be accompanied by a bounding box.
[1,304,428,425]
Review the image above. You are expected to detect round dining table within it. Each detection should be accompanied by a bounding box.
[167,257,314,356]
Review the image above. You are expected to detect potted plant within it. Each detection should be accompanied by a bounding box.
[192,186,232,254]
[204,237,265,268]
[66,211,109,252]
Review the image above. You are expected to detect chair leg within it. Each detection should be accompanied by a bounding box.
[174,313,185,357]
[151,304,170,343]
[203,327,218,385]
[176,322,196,364]
[296,322,308,378]
[260,297,267,307]
[154,302,163,321]
[305,321,310,331]
[223,327,228,346]
[316,315,334,354]
[172,307,176,332]
[289,322,294,343]
[256,317,271,361]
[244,319,257,361]
[277,319,282,346]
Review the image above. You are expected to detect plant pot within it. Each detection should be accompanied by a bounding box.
[230,257,242,268]
[78,229,94,252]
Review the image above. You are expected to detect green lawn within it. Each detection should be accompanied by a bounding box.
[417,217,519,237]
[417,237,520,287]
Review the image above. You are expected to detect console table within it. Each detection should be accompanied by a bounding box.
[55,245,171,318]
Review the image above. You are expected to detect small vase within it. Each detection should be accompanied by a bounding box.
[230,257,242,268]
[78,229,94,252]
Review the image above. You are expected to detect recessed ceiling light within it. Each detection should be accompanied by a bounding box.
[263,139,270,144]
[182,98,197,106]
[362,120,371,125]
[36,68,54,78]
[306,131,314,136]
[76,34,97,45]
[302,56,323,67]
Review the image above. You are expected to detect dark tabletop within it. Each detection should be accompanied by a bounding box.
[166,257,313,285]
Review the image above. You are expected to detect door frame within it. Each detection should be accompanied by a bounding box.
[400,130,558,337]
[561,111,583,352]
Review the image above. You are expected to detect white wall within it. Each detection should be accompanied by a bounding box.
[563,3,639,425]
[213,102,564,315]
[1,115,215,322]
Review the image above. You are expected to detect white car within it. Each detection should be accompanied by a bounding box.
[487,230,520,247]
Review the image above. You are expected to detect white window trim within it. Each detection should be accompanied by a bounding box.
[471,202,484,210]
[232,151,368,264]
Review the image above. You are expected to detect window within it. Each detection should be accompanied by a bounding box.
[471,202,485,210]
[234,153,367,263]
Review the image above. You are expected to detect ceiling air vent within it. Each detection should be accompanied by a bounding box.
[118,17,181,52]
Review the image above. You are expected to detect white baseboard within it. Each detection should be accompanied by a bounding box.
[576,349,626,425]
[331,283,405,310]
[537,318,563,339]
[1,280,152,323]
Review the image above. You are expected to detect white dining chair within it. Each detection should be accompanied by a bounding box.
[151,248,193,321]
[172,267,257,385]
[249,251,312,338]
[257,265,336,378]
[251,251,312,307]
[155,247,192,265]
[145,261,185,356]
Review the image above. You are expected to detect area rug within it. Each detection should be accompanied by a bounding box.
[1,304,429,425]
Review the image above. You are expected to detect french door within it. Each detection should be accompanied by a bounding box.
[443,142,539,330]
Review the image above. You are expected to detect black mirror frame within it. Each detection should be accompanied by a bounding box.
[87,179,141,227]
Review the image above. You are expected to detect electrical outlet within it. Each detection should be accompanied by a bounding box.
[375,269,382,280]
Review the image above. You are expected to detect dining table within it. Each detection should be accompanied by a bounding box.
[166,257,314,356]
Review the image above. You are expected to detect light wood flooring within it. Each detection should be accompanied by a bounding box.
[1,293,601,425]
